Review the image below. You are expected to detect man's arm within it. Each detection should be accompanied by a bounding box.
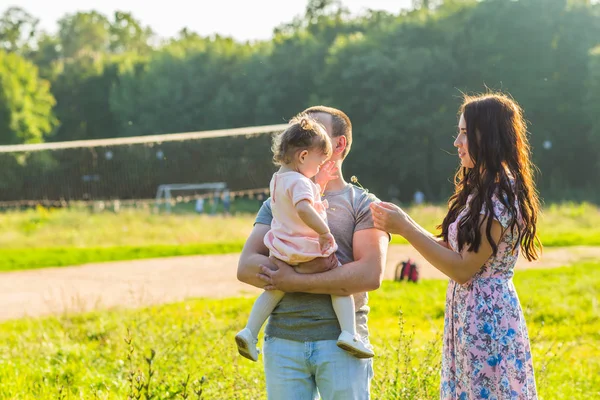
[260,228,389,296]
[237,223,342,288]
[236,223,274,288]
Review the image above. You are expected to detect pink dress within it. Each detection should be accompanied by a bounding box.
[441,193,537,399]
[264,171,337,265]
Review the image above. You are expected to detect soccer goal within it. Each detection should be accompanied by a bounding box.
[155,182,227,213]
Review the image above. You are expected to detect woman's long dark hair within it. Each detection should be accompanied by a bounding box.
[439,93,542,261]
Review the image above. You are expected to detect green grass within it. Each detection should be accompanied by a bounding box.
[0,204,257,249]
[0,242,245,272]
[0,263,598,399]
[1,202,599,271]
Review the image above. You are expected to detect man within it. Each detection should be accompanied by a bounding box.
[237,106,389,399]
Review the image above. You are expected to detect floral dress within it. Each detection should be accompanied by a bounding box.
[441,194,537,400]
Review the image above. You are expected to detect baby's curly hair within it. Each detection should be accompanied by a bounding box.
[272,116,332,166]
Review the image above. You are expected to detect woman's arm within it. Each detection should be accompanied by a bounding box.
[406,211,450,248]
[371,202,500,284]
[377,203,449,248]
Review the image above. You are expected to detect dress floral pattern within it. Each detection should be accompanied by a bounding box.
[441,194,537,400]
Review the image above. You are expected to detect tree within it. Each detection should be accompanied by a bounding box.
[109,11,154,54]
[49,54,133,142]
[58,11,111,58]
[26,32,61,79]
[0,50,56,144]
[412,0,444,10]
[3,1,600,201]
[588,46,600,177]
[110,35,257,136]
[319,15,460,200]
[0,7,39,53]
[305,0,348,24]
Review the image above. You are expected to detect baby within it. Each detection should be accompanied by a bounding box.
[235,116,374,361]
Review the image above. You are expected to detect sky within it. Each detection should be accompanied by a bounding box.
[1,0,413,41]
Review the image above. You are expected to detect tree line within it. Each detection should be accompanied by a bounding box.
[0,0,599,202]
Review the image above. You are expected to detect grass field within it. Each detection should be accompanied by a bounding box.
[1,202,599,271]
[0,263,598,399]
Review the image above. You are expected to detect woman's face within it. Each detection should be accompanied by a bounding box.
[455,114,475,169]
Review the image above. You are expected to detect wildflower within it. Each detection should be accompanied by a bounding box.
[350,175,368,193]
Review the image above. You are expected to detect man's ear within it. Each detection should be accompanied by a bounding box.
[334,136,347,156]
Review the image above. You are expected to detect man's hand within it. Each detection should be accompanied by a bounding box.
[258,257,301,292]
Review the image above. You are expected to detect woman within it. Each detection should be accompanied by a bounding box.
[371,93,541,399]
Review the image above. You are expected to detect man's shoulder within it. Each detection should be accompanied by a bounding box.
[254,197,273,226]
[325,184,380,220]
[347,184,380,209]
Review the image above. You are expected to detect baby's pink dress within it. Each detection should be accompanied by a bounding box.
[264,171,337,265]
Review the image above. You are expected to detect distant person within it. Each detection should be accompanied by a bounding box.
[195,198,204,214]
[371,93,541,399]
[413,190,425,205]
[235,116,373,365]
[209,196,218,215]
[256,192,265,211]
[222,190,231,214]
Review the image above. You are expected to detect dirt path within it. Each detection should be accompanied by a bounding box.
[1,245,598,322]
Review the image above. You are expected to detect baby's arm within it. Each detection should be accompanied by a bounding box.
[295,200,335,253]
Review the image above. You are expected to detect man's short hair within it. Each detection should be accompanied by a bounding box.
[300,106,353,159]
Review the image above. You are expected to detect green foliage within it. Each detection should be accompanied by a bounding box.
[588,46,600,175]
[0,50,56,144]
[0,263,598,398]
[49,55,125,141]
[57,11,111,58]
[110,36,260,136]
[1,1,600,200]
[109,12,153,55]
[0,6,39,54]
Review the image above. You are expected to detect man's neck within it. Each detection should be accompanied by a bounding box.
[324,160,347,192]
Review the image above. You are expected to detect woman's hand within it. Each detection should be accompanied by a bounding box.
[370,202,412,236]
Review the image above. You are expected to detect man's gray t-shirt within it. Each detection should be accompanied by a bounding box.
[255,183,381,342]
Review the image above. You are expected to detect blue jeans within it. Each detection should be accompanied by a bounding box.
[263,335,374,400]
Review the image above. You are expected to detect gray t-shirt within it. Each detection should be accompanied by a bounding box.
[255,183,381,342]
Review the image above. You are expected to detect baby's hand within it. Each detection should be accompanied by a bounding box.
[319,232,335,254]
[315,161,339,192]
